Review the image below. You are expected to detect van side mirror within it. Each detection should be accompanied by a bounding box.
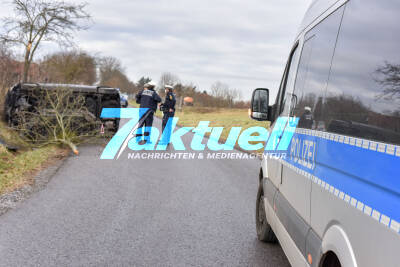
[250,88,270,121]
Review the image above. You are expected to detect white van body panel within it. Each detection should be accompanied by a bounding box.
[260,0,400,266]
[264,198,309,267]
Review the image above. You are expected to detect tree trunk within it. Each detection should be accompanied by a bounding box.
[23,42,32,83]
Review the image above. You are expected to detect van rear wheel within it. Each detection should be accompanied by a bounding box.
[256,186,277,243]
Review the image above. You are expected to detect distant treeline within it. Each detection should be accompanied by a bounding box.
[0,46,249,112]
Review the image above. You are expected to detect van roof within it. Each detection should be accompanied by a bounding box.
[297,0,344,38]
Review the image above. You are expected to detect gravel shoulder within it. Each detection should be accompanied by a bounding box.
[0,152,67,216]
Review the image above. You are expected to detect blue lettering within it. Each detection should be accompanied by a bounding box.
[207,127,242,151]
[238,127,269,151]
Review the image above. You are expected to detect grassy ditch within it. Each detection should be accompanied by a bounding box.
[0,121,68,195]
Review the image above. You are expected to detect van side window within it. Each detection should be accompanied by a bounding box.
[280,45,299,116]
[273,45,300,120]
[323,0,400,145]
[291,6,345,129]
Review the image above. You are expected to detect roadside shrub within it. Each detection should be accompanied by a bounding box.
[11,87,101,154]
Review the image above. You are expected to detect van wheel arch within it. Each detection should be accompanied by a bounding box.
[321,224,357,267]
[320,251,341,267]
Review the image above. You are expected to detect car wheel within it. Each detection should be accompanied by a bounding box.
[114,119,120,131]
[101,100,120,132]
[86,97,97,116]
[256,185,277,243]
[4,107,12,125]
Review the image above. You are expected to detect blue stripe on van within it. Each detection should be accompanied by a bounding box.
[283,132,400,223]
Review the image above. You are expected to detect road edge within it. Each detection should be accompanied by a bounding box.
[0,153,69,216]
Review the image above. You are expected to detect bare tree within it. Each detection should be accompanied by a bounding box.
[0,44,20,118]
[0,0,91,83]
[158,72,179,89]
[224,88,240,108]
[137,76,151,89]
[210,81,228,99]
[375,61,400,100]
[209,81,242,108]
[40,50,96,84]
[98,56,137,94]
[210,81,229,107]
[98,56,124,84]
[0,44,18,94]
[11,87,101,154]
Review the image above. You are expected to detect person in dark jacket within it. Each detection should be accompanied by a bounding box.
[159,85,176,145]
[135,82,161,143]
[298,106,314,129]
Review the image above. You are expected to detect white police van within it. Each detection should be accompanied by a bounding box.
[250,0,400,266]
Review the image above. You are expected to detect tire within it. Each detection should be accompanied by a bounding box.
[113,119,120,131]
[101,100,120,132]
[86,97,97,116]
[256,185,277,242]
[9,107,21,127]
[4,107,11,125]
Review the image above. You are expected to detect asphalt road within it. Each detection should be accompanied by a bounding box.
[0,117,290,266]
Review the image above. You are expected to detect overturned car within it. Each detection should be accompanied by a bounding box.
[3,83,121,133]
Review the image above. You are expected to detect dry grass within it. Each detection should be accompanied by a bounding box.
[174,106,268,131]
[128,102,270,152]
[173,107,269,153]
[0,121,68,195]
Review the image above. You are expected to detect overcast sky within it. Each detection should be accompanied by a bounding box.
[1,0,311,100]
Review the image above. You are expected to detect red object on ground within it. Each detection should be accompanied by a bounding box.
[184,97,194,105]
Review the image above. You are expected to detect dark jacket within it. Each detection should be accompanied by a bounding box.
[135,88,162,111]
[163,92,176,112]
